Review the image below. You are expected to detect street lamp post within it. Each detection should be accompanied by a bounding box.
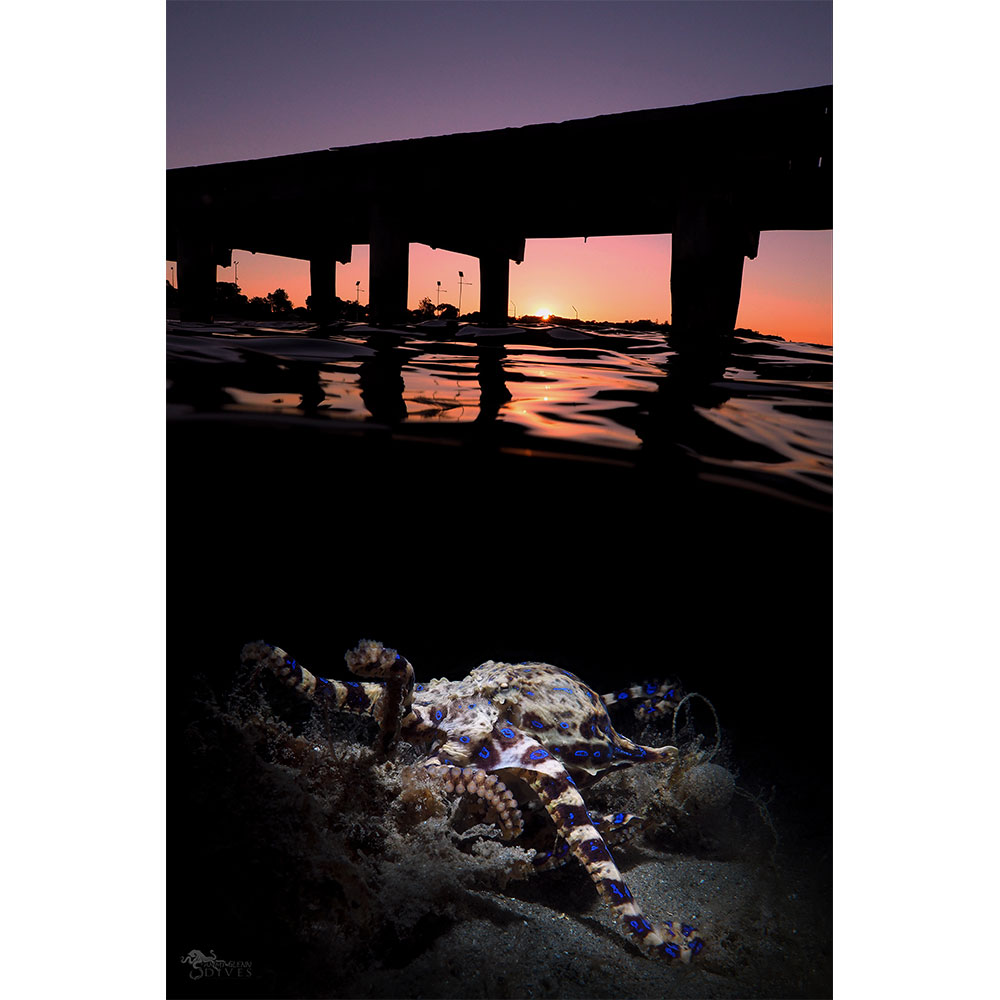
[457,270,472,317]
[509,299,516,321]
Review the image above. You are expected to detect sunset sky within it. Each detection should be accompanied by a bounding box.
[167,0,832,343]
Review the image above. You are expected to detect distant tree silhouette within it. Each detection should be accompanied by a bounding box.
[417,296,435,317]
[215,281,248,315]
[247,296,271,319]
[436,302,458,319]
[267,288,293,315]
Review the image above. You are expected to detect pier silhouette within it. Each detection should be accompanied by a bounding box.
[167,87,830,333]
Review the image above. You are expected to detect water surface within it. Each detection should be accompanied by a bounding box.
[167,320,831,510]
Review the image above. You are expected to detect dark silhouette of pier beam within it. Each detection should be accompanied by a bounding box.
[369,206,409,326]
[309,243,352,325]
[176,237,230,322]
[670,200,760,335]
[167,87,831,336]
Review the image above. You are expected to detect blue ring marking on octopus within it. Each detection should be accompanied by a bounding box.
[528,748,549,760]
[559,722,570,729]
[566,776,576,785]
[500,727,516,738]
[608,883,625,900]
[468,704,476,709]
[667,689,676,698]
[645,683,657,694]
[574,750,588,757]
[553,686,571,692]
[681,924,695,937]
[662,942,681,958]
[478,747,491,759]
[593,751,601,758]
[443,758,454,765]
[434,709,444,721]
[689,939,705,955]
[318,677,329,685]
[530,720,544,729]
[460,736,471,743]
[617,691,628,700]
[613,812,625,824]
[415,684,424,691]
[347,680,359,687]
[523,691,534,697]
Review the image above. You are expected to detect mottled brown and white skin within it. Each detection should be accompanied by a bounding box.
[240,638,705,962]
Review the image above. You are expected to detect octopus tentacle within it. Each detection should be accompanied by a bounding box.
[521,763,704,962]
[241,641,385,717]
[344,639,415,752]
[602,680,683,721]
[530,837,574,871]
[592,810,646,841]
[424,764,524,839]
[532,812,644,871]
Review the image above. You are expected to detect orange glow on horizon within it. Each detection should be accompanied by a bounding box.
[170,231,831,345]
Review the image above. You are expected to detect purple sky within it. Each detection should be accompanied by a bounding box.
[168,0,831,167]
[167,1,833,340]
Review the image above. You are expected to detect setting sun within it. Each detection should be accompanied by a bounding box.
[535,309,552,321]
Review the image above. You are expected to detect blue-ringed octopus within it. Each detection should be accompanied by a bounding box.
[240,638,706,962]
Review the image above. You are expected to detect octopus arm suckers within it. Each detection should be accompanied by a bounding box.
[424,764,523,838]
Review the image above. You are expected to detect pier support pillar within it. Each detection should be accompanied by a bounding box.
[177,238,224,322]
[309,246,350,326]
[369,207,409,327]
[670,201,759,336]
[309,256,338,325]
[478,253,510,327]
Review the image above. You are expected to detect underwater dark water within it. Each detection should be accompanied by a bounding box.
[168,319,831,998]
